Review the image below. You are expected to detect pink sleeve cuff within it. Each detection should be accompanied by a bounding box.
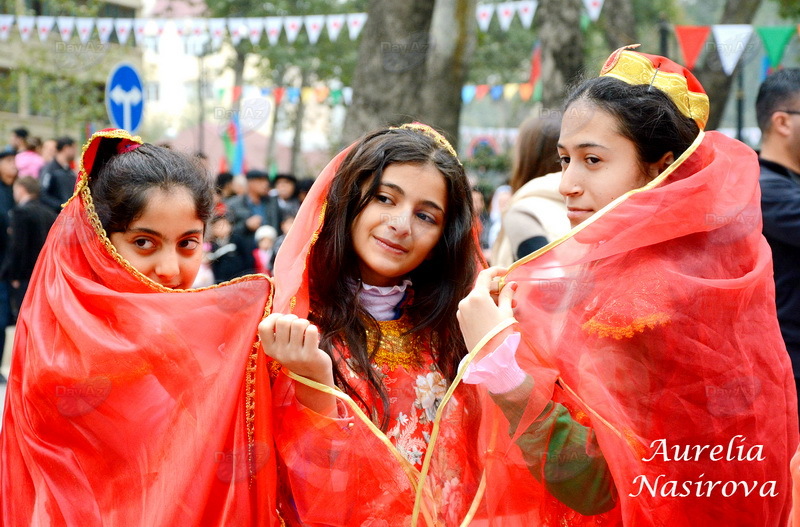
[460,333,527,394]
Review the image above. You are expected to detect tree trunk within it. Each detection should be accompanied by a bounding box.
[290,69,309,175]
[693,0,762,130]
[341,0,435,145]
[417,0,477,148]
[537,0,585,111]
[597,0,638,51]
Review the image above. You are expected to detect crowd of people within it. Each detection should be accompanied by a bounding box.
[0,46,798,526]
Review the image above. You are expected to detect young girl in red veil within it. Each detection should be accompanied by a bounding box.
[261,123,485,525]
[456,46,798,525]
[0,129,279,526]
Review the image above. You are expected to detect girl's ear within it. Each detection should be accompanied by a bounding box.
[648,151,675,178]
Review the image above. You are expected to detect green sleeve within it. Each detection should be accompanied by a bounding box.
[491,379,617,516]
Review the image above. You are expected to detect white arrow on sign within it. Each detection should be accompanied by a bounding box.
[109,85,143,131]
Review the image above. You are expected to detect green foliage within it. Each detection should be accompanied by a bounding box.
[468,14,537,84]
[774,0,800,17]
[464,142,510,172]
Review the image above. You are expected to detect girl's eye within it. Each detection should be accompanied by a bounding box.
[180,239,200,251]
[133,238,155,250]
[585,156,601,165]
[375,194,393,205]
[416,212,436,224]
[559,155,570,166]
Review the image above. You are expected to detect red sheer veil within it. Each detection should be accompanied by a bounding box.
[0,129,279,526]
[449,48,799,525]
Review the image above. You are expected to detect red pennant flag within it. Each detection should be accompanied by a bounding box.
[273,87,285,106]
[674,25,711,70]
[475,84,490,101]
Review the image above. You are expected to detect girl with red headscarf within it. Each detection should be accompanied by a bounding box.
[0,129,279,526]
[261,123,485,525]
[455,46,798,525]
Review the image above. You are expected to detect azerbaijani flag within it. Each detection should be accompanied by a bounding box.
[222,111,245,175]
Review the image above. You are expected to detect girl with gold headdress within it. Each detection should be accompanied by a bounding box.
[0,130,279,526]
[261,123,485,525]
[456,47,798,525]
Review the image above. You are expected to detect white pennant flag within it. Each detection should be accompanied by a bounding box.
[711,24,754,76]
[0,15,13,42]
[326,14,345,42]
[304,15,325,45]
[192,18,207,37]
[264,17,282,45]
[346,13,367,40]
[36,16,55,42]
[228,18,246,45]
[208,18,226,48]
[175,18,193,37]
[246,17,263,45]
[496,3,516,31]
[516,1,537,29]
[57,16,74,42]
[154,18,167,36]
[582,0,604,22]
[114,18,133,44]
[133,19,148,45]
[284,16,303,43]
[96,17,114,44]
[75,17,94,44]
[476,5,495,32]
[17,16,35,42]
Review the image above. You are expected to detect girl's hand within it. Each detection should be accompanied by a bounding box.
[259,313,333,385]
[457,267,517,353]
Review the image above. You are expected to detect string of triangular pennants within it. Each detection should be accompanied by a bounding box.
[0,2,542,47]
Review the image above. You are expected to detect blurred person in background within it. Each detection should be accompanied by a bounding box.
[491,114,569,266]
[39,137,77,214]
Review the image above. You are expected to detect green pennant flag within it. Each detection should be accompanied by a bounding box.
[756,26,797,69]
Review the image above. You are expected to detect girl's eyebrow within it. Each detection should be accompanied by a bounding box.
[557,142,610,150]
[128,227,204,237]
[380,182,446,214]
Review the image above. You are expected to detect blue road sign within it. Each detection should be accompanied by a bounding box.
[106,63,144,134]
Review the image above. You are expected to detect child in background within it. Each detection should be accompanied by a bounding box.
[207,212,255,283]
[253,225,277,275]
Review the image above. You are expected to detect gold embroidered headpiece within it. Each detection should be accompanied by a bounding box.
[392,122,461,164]
[600,45,710,130]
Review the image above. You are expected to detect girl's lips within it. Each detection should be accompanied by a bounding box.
[374,236,408,254]
[566,208,593,221]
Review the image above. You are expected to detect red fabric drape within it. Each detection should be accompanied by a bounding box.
[0,129,279,526]
[457,130,798,525]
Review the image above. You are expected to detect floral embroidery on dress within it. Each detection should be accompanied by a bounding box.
[336,314,452,470]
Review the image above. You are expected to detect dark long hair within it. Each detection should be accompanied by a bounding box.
[565,76,699,169]
[308,127,479,429]
[89,142,213,234]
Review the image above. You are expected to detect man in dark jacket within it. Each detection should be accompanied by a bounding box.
[2,176,57,320]
[756,68,800,413]
[39,136,76,213]
[0,148,16,382]
[225,169,282,254]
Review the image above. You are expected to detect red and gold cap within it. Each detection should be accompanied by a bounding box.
[600,45,710,130]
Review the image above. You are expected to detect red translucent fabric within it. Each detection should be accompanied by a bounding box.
[453,131,798,525]
[0,130,279,526]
